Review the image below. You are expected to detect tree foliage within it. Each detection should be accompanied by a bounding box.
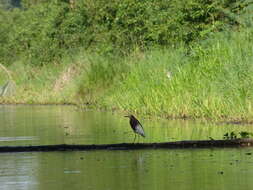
[0,0,252,65]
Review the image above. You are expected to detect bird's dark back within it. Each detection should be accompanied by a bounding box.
[129,115,140,130]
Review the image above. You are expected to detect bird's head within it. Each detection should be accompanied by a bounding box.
[124,115,133,119]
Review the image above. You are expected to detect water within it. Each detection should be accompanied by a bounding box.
[0,149,253,190]
[0,105,253,190]
[1,105,253,146]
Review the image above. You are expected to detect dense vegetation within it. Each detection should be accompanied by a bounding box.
[0,0,251,65]
[1,0,253,120]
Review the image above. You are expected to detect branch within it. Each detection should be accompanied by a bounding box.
[0,63,12,80]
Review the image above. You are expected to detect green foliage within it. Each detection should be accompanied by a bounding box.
[239,131,253,138]
[223,132,237,139]
[0,0,252,65]
[0,0,12,9]
[1,0,92,65]
[80,27,253,119]
[1,0,253,121]
[223,131,253,139]
[0,0,20,9]
[10,1,76,64]
[2,25,253,120]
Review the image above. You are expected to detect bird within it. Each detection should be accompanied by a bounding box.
[124,115,145,143]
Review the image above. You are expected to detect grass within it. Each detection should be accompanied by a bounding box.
[88,28,253,120]
[1,28,253,121]
[0,58,82,104]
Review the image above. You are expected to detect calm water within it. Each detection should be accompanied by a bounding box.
[0,105,253,190]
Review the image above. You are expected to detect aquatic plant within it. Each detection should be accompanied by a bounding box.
[223,131,253,139]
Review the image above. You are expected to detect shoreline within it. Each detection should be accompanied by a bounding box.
[1,102,253,125]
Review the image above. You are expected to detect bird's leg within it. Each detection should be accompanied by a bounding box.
[133,133,136,144]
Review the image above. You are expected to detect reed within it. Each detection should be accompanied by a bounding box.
[83,28,253,120]
[1,28,253,121]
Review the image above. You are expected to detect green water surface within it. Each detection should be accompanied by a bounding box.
[0,105,253,190]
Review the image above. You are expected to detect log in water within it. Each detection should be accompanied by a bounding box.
[0,139,252,152]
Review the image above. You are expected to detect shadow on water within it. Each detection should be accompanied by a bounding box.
[1,105,253,190]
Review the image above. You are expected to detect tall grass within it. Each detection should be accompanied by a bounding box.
[79,28,253,120]
[0,56,83,104]
[1,28,253,120]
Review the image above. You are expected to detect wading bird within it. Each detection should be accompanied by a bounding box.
[125,115,145,143]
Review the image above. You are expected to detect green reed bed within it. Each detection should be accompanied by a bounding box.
[1,28,253,120]
[89,29,253,120]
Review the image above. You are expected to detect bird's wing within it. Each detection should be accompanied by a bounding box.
[135,124,145,137]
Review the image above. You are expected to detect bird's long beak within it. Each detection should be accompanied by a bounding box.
[124,115,129,118]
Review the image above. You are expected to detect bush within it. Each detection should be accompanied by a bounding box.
[0,0,251,65]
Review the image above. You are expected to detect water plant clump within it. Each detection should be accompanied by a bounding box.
[223,131,253,139]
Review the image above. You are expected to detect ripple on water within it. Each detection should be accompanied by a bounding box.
[0,136,39,142]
